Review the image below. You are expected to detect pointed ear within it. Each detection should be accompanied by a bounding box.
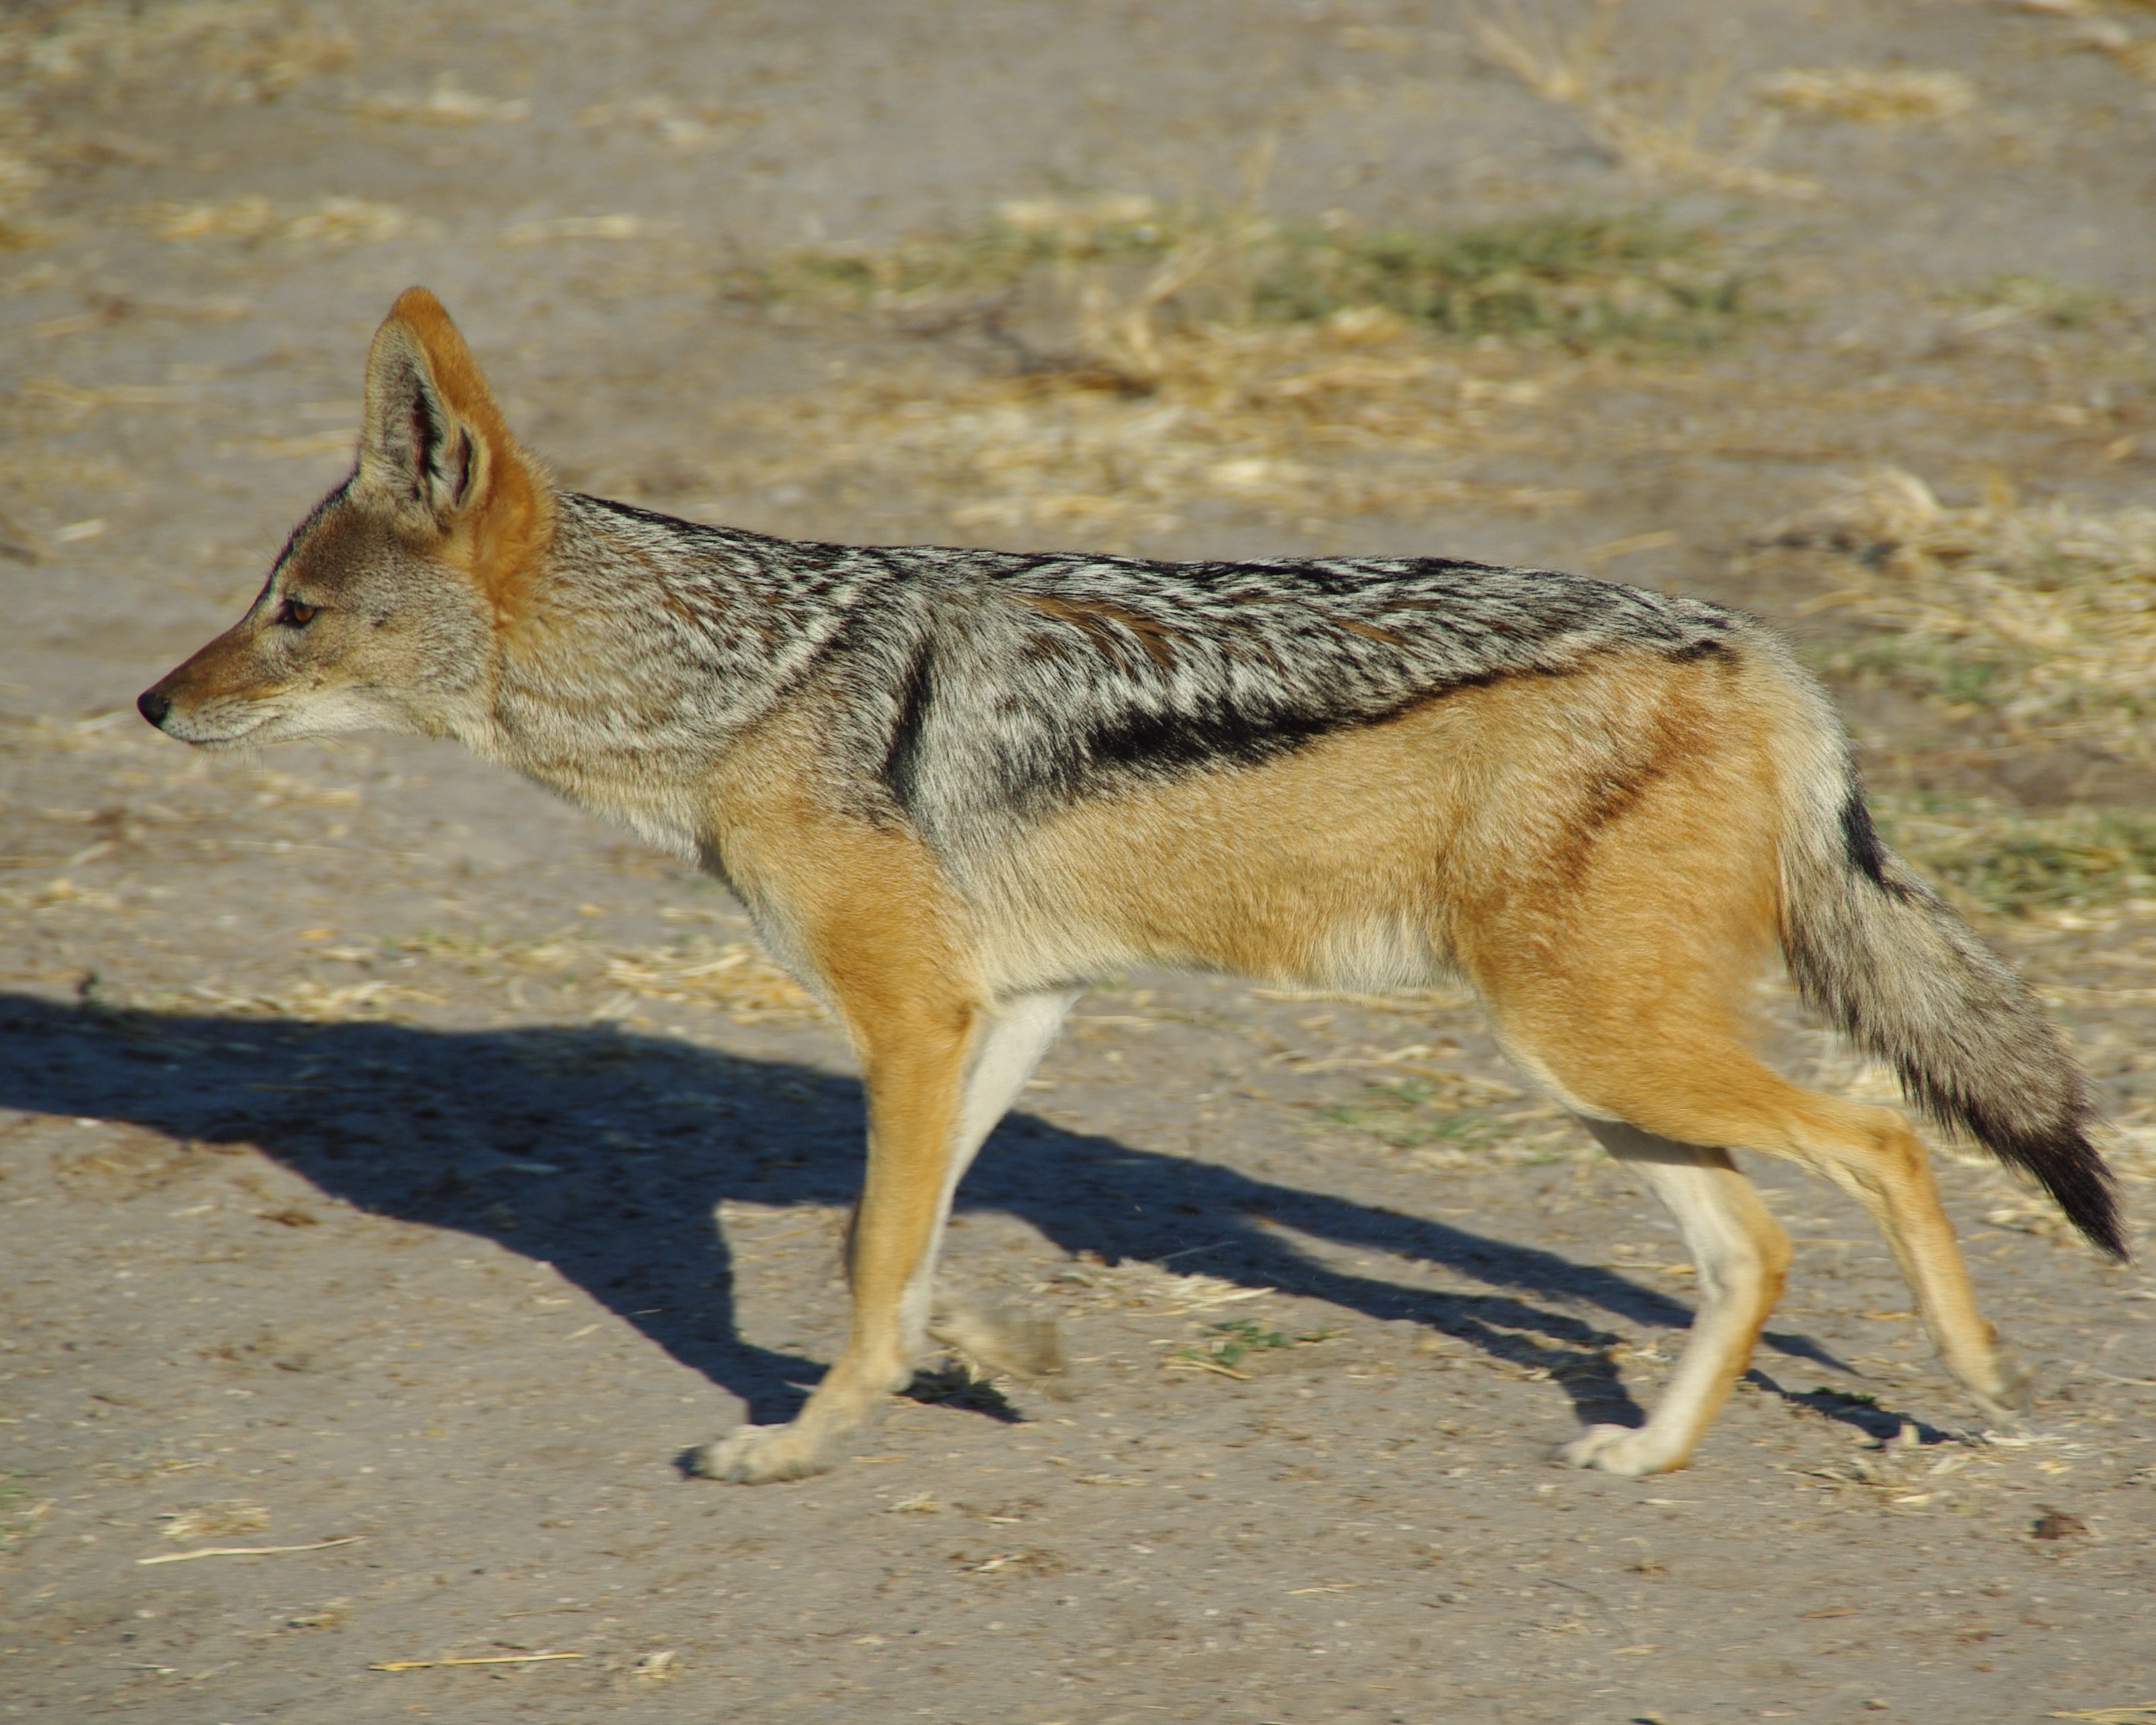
[358,288,518,528]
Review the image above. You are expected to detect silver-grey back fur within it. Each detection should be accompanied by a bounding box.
[529,493,1744,842]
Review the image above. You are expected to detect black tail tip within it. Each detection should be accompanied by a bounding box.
[1968,1109,2129,1261]
[2076,1206,2131,1263]
[2029,1136,2128,1262]
[2084,1205,2131,1264]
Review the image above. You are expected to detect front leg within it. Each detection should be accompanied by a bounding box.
[695,991,978,1484]
[685,765,1056,1484]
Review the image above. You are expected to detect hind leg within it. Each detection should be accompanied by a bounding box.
[1461,670,2023,1458]
[1770,1096,2030,1421]
[1518,1016,2027,1445]
[1560,1118,1792,1475]
[1643,1069,2029,1423]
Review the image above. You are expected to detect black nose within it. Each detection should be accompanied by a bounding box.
[137,688,171,728]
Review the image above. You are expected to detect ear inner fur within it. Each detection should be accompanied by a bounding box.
[363,286,555,625]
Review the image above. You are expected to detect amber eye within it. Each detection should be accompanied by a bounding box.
[277,598,319,628]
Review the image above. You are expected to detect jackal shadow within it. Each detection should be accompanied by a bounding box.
[0,993,1893,1441]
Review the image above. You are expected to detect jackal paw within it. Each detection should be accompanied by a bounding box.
[1555,1422,1685,1476]
[1969,1344,2035,1424]
[689,1422,844,1485]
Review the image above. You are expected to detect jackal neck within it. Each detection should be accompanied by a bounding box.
[478,493,879,844]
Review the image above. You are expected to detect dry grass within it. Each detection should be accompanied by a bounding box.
[708,197,1742,540]
[0,1477,53,1553]
[1944,272,2122,332]
[0,2,348,244]
[1765,469,2156,922]
[36,927,823,1030]
[1316,1080,1512,1154]
[351,77,529,126]
[500,214,664,246]
[0,148,44,245]
[600,938,823,1022]
[0,1,350,104]
[575,95,755,150]
[159,1502,270,1542]
[2006,1,2156,80]
[1754,67,1977,127]
[1471,0,1818,199]
[2069,15,2156,81]
[147,194,412,248]
[388,935,823,1017]
[744,192,1177,309]
[705,322,1573,542]
[0,875,121,914]
[188,978,442,1022]
[1769,470,2156,759]
[1039,1257,1275,1316]
[387,929,823,1023]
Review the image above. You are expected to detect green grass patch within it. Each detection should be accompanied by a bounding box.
[1874,794,2156,917]
[1169,1318,1331,1377]
[1252,210,1745,348]
[736,195,1174,308]
[1317,1078,1511,1151]
[735,197,1748,352]
[1823,637,2023,712]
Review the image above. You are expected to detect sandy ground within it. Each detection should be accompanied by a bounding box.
[3,3,2155,1721]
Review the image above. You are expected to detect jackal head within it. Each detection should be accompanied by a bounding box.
[138,288,553,749]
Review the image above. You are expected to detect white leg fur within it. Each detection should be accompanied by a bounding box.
[1560,1118,1792,1476]
[901,988,1079,1365]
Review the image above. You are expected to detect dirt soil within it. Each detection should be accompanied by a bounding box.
[3,3,2155,1722]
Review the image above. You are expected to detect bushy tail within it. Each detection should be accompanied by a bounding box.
[1780,777,2125,1259]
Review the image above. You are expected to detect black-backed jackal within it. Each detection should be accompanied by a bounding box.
[140,288,2125,1484]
